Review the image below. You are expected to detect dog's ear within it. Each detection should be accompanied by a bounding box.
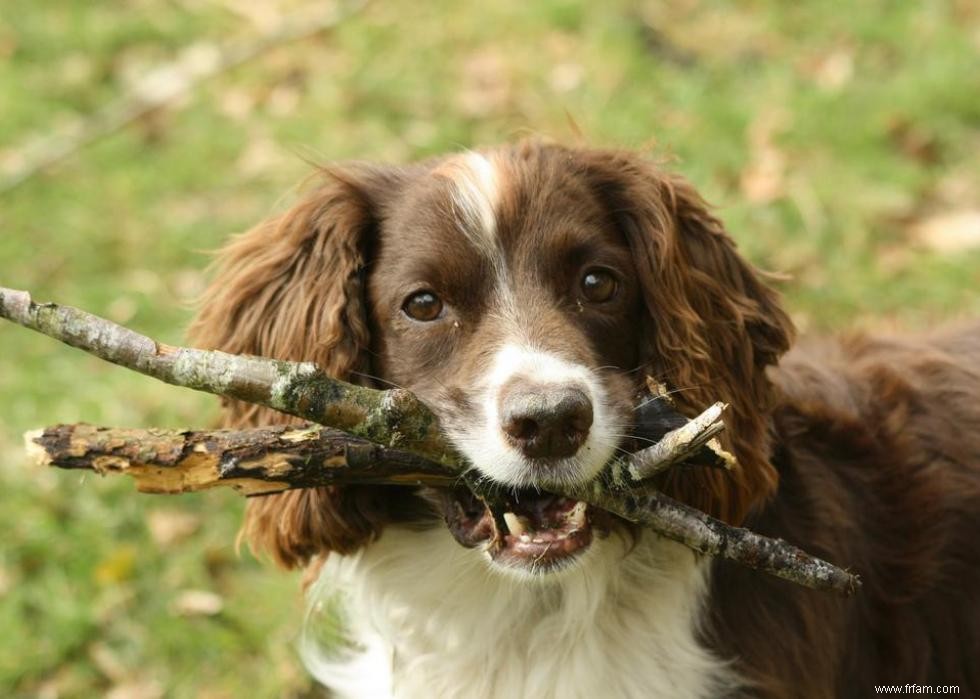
[581,148,795,523]
[189,165,402,568]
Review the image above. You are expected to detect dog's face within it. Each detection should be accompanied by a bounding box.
[190,141,794,576]
[368,151,642,572]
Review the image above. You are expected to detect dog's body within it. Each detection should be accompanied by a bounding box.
[190,142,980,698]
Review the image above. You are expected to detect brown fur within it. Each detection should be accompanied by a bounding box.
[188,141,980,696]
[711,326,980,696]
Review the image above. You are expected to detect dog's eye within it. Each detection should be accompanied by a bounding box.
[402,291,444,322]
[580,269,618,303]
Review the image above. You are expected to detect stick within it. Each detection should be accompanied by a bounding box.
[25,422,858,594]
[25,423,457,496]
[0,286,455,467]
[2,287,860,594]
[626,402,730,480]
[576,484,860,595]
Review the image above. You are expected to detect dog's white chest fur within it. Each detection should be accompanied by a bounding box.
[303,528,735,699]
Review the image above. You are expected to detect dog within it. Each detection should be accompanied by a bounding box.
[189,141,980,698]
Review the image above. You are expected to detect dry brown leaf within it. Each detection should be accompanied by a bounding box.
[217,0,286,30]
[170,268,207,301]
[59,54,97,89]
[549,62,584,93]
[147,508,201,547]
[94,546,138,585]
[887,117,942,165]
[740,110,788,204]
[236,137,288,178]
[933,167,980,206]
[266,83,301,116]
[910,209,980,254]
[172,589,224,617]
[0,565,12,598]
[457,50,512,117]
[803,48,854,92]
[106,296,138,325]
[218,87,257,121]
[89,642,127,683]
[105,680,164,699]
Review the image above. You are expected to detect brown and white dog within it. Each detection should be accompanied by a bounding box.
[190,141,980,698]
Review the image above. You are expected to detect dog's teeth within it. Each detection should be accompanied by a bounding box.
[520,534,531,543]
[568,501,587,527]
[503,512,526,536]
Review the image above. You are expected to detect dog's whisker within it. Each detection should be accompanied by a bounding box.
[347,370,407,390]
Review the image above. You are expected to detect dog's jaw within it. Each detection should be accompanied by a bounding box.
[436,343,623,575]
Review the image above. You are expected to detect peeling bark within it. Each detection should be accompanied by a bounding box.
[26,423,457,495]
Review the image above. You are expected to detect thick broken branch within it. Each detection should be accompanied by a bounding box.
[2,286,860,595]
[25,423,457,495]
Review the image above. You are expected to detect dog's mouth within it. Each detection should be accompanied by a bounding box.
[435,485,603,572]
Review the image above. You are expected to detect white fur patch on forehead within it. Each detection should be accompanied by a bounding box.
[434,152,501,259]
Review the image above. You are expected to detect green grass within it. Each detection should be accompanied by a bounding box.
[1,1,978,696]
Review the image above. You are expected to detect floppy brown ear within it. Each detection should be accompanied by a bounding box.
[581,148,795,524]
[188,165,402,568]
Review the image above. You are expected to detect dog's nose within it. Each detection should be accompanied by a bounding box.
[500,383,593,459]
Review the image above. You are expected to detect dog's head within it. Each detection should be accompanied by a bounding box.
[190,141,794,576]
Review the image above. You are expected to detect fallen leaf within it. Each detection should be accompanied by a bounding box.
[804,48,854,92]
[265,83,301,116]
[215,0,285,30]
[887,117,942,165]
[933,167,979,206]
[218,87,257,121]
[59,53,96,88]
[105,680,163,699]
[910,209,980,254]
[549,62,584,93]
[106,296,138,324]
[147,508,201,547]
[236,137,287,178]
[457,49,512,117]
[123,269,164,295]
[89,642,127,683]
[170,268,207,301]
[0,565,12,598]
[740,109,788,204]
[95,546,138,585]
[172,589,224,617]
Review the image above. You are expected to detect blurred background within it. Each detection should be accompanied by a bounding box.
[1,0,978,696]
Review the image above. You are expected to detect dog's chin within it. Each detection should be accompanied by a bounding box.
[427,484,620,577]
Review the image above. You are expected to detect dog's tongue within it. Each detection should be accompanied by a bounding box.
[498,493,581,537]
